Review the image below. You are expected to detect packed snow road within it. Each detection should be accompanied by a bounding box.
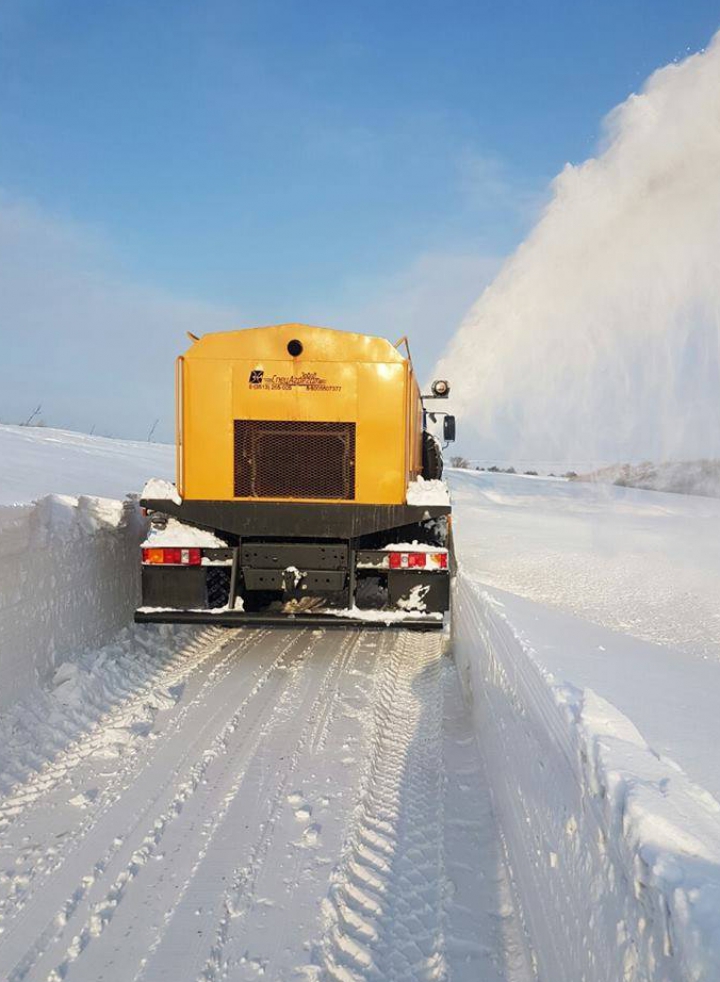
[0,624,529,982]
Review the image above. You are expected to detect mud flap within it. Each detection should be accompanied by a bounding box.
[387,571,450,614]
[141,566,230,609]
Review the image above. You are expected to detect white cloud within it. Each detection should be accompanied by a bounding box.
[0,195,500,443]
[0,194,239,440]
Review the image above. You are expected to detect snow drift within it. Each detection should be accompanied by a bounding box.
[436,32,720,461]
[0,495,146,710]
[455,575,720,982]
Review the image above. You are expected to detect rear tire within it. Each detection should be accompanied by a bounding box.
[207,568,231,608]
[422,431,443,480]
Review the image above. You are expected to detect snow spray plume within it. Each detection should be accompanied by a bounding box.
[435,34,720,462]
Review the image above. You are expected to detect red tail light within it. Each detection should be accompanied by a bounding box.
[387,551,448,570]
[142,547,201,565]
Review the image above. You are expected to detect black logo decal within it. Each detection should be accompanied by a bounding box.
[249,369,264,385]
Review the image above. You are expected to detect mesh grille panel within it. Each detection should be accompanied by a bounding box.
[234,420,356,499]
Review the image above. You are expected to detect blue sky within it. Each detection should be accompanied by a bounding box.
[1,0,718,439]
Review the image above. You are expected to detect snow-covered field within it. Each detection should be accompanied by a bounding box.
[2,430,720,980]
[0,424,174,505]
[449,468,720,659]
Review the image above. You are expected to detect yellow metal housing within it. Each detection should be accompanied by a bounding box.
[177,324,423,505]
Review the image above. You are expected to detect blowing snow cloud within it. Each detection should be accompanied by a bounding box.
[436,33,720,462]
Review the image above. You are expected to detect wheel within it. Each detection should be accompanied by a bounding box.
[422,431,443,480]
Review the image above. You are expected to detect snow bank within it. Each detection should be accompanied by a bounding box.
[0,425,176,709]
[0,494,147,710]
[455,574,720,982]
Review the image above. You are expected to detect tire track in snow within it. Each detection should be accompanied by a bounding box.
[1,625,529,982]
[0,627,303,982]
[135,628,364,982]
[0,628,229,826]
[316,631,448,982]
[42,627,320,982]
[164,627,386,982]
[0,627,266,931]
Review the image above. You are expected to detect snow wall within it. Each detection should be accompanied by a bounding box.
[454,574,720,982]
[0,495,145,710]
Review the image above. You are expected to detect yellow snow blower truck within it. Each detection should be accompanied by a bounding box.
[135,324,455,628]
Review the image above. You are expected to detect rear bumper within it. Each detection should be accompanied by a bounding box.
[140,498,450,539]
[134,609,444,630]
[139,551,451,618]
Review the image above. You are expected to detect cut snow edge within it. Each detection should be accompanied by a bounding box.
[455,573,720,982]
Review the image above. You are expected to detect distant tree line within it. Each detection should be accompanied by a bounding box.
[449,456,579,479]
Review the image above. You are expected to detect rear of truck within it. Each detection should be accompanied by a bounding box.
[135,323,453,628]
